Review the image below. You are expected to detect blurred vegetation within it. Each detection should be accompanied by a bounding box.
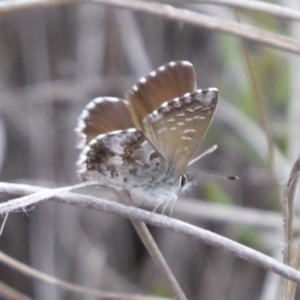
[0,1,299,300]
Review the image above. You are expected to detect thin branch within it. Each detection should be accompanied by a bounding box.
[130,222,186,300]
[0,182,98,214]
[3,0,300,23]
[0,251,169,300]
[1,182,300,285]
[284,155,300,263]
[121,191,187,300]
[0,0,300,55]
[284,154,300,299]
[196,0,300,22]
[116,10,152,75]
[235,11,276,180]
[0,280,33,300]
[88,0,300,55]
[288,241,300,299]
[0,0,73,12]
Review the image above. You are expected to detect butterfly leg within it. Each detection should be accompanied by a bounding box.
[119,189,136,207]
[168,197,177,217]
[137,197,147,208]
[161,196,177,216]
[153,194,177,215]
[153,200,165,213]
[161,201,169,215]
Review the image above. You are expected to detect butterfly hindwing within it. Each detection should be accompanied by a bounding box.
[77,129,167,189]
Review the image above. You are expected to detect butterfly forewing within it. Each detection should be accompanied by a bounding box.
[125,61,196,131]
[143,88,218,178]
[76,97,135,148]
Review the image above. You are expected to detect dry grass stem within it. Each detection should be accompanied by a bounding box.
[284,155,300,299]
[0,0,299,55]
[120,191,188,300]
[0,280,33,300]
[199,0,300,21]
[235,11,279,199]
[1,182,300,285]
[0,251,169,300]
[0,182,98,214]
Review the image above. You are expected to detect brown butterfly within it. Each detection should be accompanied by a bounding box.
[76,61,218,209]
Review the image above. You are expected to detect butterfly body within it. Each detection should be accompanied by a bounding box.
[76,61,218,206]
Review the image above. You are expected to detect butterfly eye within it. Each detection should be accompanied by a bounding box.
[111,170,119,178]
[180,174,189,189]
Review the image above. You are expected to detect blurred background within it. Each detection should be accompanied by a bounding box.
[0,1,299,299]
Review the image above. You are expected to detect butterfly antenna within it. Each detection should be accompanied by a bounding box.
[185,171,240,181]
[199,172,239,181]
[187,145,238,181]
[188,144,218,166]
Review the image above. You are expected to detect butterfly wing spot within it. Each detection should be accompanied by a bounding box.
[183,129,196,134]
[139,77,147,84]
[185,108,194,114]
[181,136,193,140]
[86,101,96,111]
[157,127,167,134]
[78,109,89,122]
[149,110,162,122]
[194,105,204,111]
[182,129,195,140]
[158,66,165,72]
[167,118,175,123]
[184,97,192,103]
[161,105,174,114]
[173,100,182,108]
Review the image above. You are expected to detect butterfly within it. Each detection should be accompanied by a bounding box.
[75,61,218,210]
